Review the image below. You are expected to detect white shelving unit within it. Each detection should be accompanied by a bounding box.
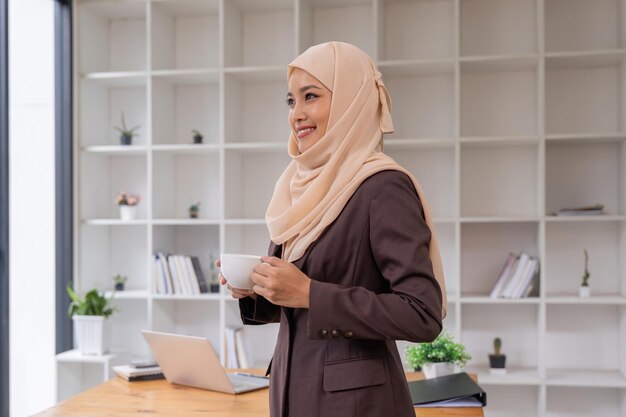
[68,0,626,416]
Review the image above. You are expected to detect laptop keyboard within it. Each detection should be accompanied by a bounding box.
[228,374,269,390]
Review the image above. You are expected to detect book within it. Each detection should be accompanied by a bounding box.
[184,256,201,294]
[191,256,209,294]
[501,252,530,298]
[113,364,164,382]
[489,253,517,298]
[408,372,486,408]
[556,203,605,216]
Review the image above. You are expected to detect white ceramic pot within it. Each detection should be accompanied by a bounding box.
[421,362,460,379]
[579,285,591,298]
[119,205,136,221]
[73,315,107,355]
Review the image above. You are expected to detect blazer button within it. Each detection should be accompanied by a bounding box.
[331,329,341,338]
[318,329,329,338]
[344,330,354,339]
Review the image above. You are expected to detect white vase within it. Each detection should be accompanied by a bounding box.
[72,315,107,355]
[421,362,460,379]
[579,285,591,298]
[119,205,136,221]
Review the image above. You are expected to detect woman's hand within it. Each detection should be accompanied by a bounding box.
[216,258,257,300]
[250,256,311,308]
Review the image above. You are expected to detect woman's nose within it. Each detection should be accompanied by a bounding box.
[290,102,306,123]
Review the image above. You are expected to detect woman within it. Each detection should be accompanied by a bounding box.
[219,41,447,417]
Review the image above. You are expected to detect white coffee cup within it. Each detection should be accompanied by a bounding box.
[219,253,262,290]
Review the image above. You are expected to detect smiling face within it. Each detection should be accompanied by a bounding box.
[287,68,332,154]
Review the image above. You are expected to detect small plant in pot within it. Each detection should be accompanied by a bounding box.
[67,285,115,356]
[406,329,471,379]
[489,337,506,375]
[189,202,201,218]
[114,111,140,145]
[113,274,127,291]
[579,249,591,298]
[191,129,204,144]
[115,191,141,221]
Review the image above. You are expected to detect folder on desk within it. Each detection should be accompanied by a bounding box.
[408,372,486,408]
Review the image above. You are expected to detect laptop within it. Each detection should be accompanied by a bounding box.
[141,330,270,394]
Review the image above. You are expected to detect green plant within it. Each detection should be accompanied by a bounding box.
[493,337,502,355]
[114,111,140,138]
[189,202,201,211]
[191,129,203,138]
[581,249,590,287]
[406,330,471,369]
[67,286,115,318]
[113,274,127,285]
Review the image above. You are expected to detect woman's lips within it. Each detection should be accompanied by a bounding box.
[296,127,316,139]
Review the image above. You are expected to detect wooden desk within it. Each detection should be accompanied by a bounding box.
[33,370,484,417]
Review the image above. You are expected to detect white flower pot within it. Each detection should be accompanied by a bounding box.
[73,315,107,355]
[421,362,461,379]
[119,205,136,221]
[579,285,591,298]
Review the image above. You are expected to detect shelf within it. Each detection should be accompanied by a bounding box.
[546,369,626,388]
[461,217,540,223]
[151,144,220,154]
[545,295,626,305]
[545,132,626,143]
[545,215,626,222]
[82,145,148,155]
[464,365,541,386]
[151,219,221,226]
[460,136,540,146]
[104,290,149,300]
[82,71,147,87]
[152,293,222,301]
[82,219,148,226]
[56,349,124,364]
[545,49,626,69]
[461,296,540,305]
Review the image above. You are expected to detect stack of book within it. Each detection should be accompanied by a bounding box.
[153,252,209,295]
[223,326,252,369]
[489,252,540,299]
[113,364,164,382]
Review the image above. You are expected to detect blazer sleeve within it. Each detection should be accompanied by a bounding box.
[307,171,443,342]
[239,295,281,325]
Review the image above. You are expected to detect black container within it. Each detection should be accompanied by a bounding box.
[489,354,506,369]
[120,134,132,145]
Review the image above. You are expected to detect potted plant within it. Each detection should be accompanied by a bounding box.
[191,129,203,144]
[489,337,507,374]
[406,329,471,379]
[113,274,128,291]
[579,249,590,297]
[189,202,201,218]
[67,285,115,355]
[115,191,141,221]
[114,111,141,145]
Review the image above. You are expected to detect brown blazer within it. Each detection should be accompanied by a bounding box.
[240,170,443,417]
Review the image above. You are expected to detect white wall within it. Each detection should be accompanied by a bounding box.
[8,0,56,415]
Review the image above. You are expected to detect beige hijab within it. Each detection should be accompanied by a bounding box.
[266,42,447,318]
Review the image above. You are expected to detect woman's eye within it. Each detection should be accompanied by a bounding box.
[305,93,317,100]
[286,98,295,107]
